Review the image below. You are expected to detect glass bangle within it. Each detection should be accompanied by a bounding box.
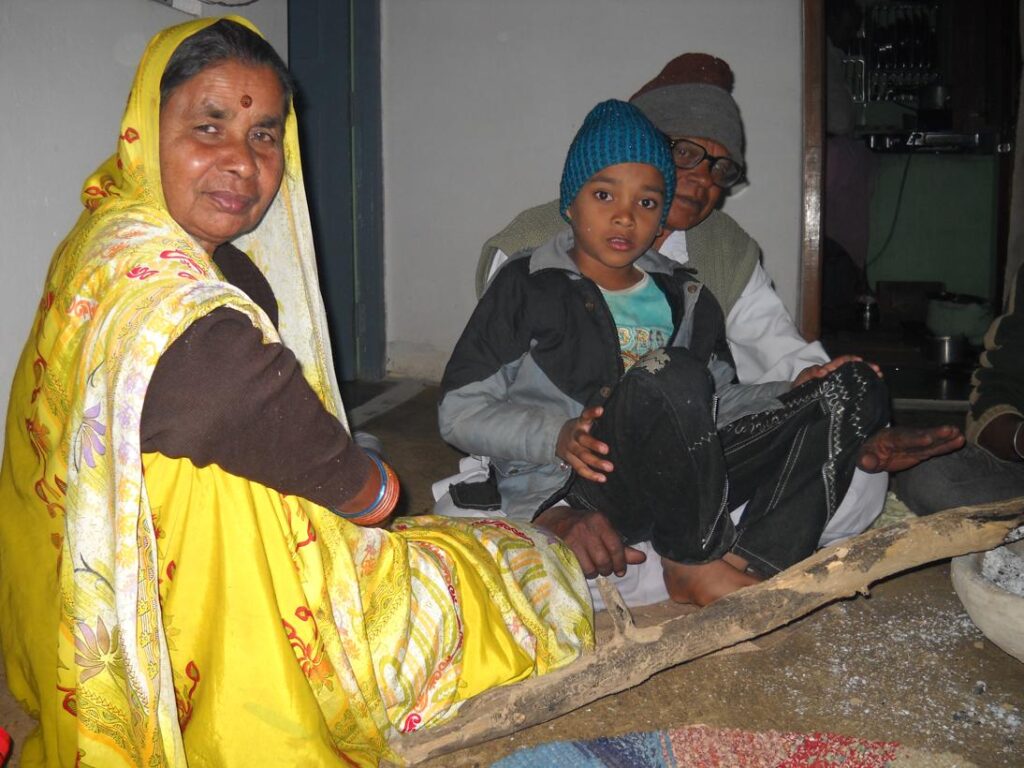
[337,453,397,525]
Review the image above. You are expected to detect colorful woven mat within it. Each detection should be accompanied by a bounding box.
[491,724,970,767]
[0,725,10,767]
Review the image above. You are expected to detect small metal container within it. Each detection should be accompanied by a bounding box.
[856,295,879,331]
[925,334,968,366]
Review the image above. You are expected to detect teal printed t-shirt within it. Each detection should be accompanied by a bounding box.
[600,270,673,370]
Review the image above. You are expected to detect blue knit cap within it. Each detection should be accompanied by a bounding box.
[559,99,676,226]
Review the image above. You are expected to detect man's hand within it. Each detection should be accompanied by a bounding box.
[792,354,882,389]
[557,406,613,482]
[857,425,965,473]
[534,505,646,578]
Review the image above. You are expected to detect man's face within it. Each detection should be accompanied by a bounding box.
[664,136,729,232]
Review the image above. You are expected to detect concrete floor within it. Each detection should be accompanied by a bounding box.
[2,383,1023,766]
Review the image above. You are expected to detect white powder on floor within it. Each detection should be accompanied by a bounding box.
[981,545,1024,597]
[758,591,1023,764]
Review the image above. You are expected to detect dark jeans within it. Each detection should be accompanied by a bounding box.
[565,348,889,576]
[894,443,1024,515]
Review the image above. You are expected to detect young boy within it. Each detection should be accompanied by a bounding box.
[439,100,891,606]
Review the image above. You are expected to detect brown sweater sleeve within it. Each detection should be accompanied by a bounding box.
[140,306,375,510]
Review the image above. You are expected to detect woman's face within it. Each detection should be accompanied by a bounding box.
[159,60,286,254]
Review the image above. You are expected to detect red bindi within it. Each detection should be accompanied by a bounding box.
[240,94,253,108]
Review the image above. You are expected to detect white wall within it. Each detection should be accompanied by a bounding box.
[381,0,804,380]
[0,0,287,424]
[1,0,805,408]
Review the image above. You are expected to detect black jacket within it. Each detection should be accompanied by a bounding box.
[438,229,788,520]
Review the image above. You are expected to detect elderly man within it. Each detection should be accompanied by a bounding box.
[435,53,961,607]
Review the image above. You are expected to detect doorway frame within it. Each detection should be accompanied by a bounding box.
[288,1,386,382]
[800,0,825,342]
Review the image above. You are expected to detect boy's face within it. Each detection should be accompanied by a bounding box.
[567,162,665,290]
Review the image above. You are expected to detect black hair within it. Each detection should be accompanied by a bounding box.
[160,19,294,113]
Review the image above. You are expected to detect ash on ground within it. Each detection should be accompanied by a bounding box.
[982,545,1024,597]
[759,590,1023,765]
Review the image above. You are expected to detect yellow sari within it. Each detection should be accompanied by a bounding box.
[0,16,593,767]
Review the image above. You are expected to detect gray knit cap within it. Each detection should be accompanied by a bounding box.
[559,99,676,225]
[629,53,745,167]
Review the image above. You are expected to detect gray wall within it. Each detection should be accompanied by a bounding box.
[1,0,805,420]
[0,0,287,420]
[381,0,804,379]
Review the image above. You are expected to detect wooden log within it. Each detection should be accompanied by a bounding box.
[387,499,1024,766]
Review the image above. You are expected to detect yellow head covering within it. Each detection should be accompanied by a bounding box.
[75,15,345,422]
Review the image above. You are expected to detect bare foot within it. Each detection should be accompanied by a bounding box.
[661,556,762,607]
[722,551,757,574]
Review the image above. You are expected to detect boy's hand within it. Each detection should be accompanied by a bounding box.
[791,354,882,389]
[557,406,614,482]
[534,506,646,578]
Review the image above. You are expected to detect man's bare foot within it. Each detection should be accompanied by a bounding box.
[661,556,762,607]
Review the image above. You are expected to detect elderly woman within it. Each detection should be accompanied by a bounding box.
[0,17,592,767]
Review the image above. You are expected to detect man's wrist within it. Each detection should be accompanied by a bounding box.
[1012,420,1024,461]
[533,504,581,533]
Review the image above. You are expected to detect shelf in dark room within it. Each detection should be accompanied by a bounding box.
[821,325,974,411]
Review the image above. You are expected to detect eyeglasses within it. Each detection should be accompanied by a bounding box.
[669,138,744,189]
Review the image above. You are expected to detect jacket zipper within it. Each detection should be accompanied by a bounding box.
[702,476,730,549]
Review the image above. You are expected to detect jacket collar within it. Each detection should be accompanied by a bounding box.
[529,227,680,278]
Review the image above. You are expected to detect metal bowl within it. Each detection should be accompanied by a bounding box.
[925,334,968,366]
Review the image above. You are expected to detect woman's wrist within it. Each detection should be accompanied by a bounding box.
[337,452,399,525]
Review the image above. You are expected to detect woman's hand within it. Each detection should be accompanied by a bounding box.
[556,406,613,482]
[791,354,882,389]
